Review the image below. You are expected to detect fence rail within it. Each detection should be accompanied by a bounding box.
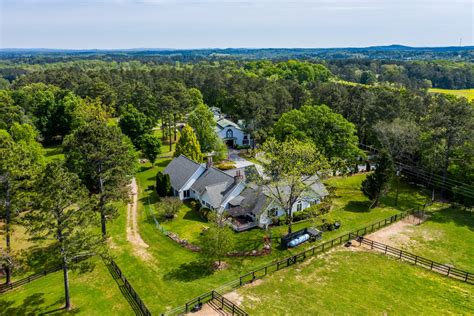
[163,205,424,315]
[109,260,152,316]
[0,255,91,294]
[0,265,62,293]
[354,237,474,284]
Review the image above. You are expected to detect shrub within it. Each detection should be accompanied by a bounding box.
[157,197,182,220]
[215,161,236,170]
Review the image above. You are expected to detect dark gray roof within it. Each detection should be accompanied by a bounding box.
[228,187,269,217]
[223,165,261,182]
[191,167,237,208]
[163,155,202,190]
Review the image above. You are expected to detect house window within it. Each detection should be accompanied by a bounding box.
[183,190,190,198]
[243,135,249,145]
[269,208,278,217]
[226,129,233,138]
[296,201,302,212]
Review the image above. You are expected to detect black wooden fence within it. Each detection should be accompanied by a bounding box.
[108,260,152,316]
[353,236,474,284]
[0,264,62,293]
[180,290,248,315]
[163,206,423,315]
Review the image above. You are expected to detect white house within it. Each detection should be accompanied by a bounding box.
[163,155,329,231]
[210,107,252,148]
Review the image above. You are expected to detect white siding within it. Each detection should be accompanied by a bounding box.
[217,126,251,146]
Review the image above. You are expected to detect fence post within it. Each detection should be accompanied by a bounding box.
[430,261,434,270]
[221,296,225,310]
[447,267,451,276]
[399,250,402,259]
[414,256,418,265]
[385,245,388,254]
[240,276,243,286]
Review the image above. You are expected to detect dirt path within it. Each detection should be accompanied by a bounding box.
[126,178,151,261]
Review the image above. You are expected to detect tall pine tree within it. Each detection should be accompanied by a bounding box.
[25,161,103,310]
[63,121,136,237]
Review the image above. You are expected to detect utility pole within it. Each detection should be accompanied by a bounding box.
[395,168,401,206]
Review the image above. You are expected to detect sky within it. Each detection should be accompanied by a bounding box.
[1,0,473,49]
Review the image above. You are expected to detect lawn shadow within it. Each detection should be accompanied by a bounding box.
[343,201,371,213]
[182,209,207,223]
[426,206,474,232]
[0,293,56,315]
[163,261,213,282]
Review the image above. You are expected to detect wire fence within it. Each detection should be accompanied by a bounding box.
[145,197,169,235]
[354,237,474,284]
[163,206,424,315]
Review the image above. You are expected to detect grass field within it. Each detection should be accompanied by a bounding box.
[0,258,134,315]
[429,88,474,101]
[369,204,474,271]
[235,249,474,315]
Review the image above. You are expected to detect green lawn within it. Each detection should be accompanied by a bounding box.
[44,145,65,162]
[236,249,474,315]
[0,258,134,315]
[373,204,474,271]
[429,88,474,101]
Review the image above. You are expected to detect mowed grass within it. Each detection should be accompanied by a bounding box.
[0,257,134,315]
[377,204,474,271]
[429,88,474,101]
[236,249,474,315]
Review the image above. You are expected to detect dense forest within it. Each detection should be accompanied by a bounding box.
[1,56,473,206]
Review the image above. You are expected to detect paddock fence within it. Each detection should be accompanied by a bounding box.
[163,205,424,315]
[108,259,152,316]
[0,255,91,294]
[352,236,474,284]
[0,265,62,293]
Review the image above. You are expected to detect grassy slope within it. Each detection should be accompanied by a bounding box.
[0,258,134,315]
[237,249,474,315]
[429,88,474,101]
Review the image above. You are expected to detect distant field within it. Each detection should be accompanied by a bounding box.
[429,88,474,101]
[235,249,474,315]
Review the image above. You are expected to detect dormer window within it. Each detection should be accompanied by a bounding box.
[226,129,233,138]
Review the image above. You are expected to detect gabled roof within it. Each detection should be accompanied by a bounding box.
[191,166,237,208]
[163,155,202,190]
[216,118,241,130]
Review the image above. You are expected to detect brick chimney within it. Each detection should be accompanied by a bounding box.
[206,156,213,169]
[234,169,243,183]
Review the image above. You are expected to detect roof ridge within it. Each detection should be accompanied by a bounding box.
[178,154,201,167]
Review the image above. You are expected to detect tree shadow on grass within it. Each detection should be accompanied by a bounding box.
[426,206,474,232]
[0,293,78,315]
[343,201,371,213]
[163,261,213,282]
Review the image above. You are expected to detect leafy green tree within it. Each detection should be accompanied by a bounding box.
[70,97,110,129]
[187,103,219,153]
[421,95,474,197]
[174,125,203,162]
[258,138,330,234]
[12,83,81,143]
[0,90,28,130]
[360,71,377,85]
[199,221,235,268]
[273,104,363,173]
[155,172,171,197]
[361,151,394,208]
[25,161,103,311]
[119,104,153,147]
[138,134,162,165]
[63,122,136,237]
[0,125,44,284]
